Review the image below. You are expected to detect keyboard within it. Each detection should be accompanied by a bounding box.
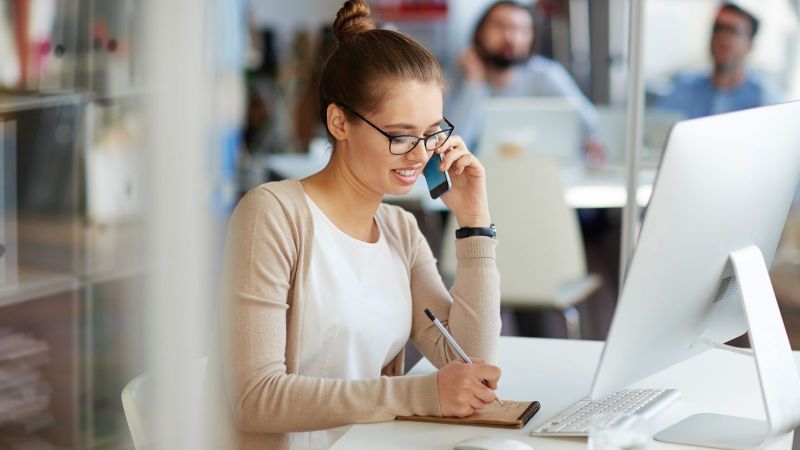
[530,388,680,437]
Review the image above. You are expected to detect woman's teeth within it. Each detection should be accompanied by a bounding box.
[394,169,416,177]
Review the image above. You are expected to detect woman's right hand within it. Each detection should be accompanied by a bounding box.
[436,359,501,417]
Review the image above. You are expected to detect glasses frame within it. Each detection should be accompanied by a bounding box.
[712,21,751,39]
[340,104,454,155]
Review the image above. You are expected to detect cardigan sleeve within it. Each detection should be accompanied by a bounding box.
[404,210,502,367]
[218,187,442,434]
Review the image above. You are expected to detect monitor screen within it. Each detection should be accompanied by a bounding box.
[591,101,800,400]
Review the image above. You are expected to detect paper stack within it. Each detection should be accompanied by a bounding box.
[0,328,53,444]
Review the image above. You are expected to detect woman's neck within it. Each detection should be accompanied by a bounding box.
[301,151,382,243]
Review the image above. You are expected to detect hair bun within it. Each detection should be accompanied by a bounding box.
[332,0,376,43]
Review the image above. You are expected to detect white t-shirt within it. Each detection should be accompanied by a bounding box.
[298,194,413,449]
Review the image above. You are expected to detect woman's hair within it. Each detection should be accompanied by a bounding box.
[318,0,445,135]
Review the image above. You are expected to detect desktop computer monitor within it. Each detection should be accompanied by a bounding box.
[476,97,582,161]
[589,101,800,447]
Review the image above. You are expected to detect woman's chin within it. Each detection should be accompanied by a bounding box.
[383,183,416,197]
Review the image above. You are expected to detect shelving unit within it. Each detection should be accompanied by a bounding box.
[0,218,145,450]
[1,1,144,448]
[0,269,79,309]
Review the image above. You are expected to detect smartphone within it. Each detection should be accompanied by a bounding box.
[422,153,451,199]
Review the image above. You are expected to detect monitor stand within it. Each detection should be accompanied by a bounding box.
[654,245,800,449]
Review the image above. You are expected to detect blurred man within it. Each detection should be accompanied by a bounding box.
[657,2,783,119]
[447,0,601,159]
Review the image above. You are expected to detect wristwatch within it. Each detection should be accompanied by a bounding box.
[455,223,496,239]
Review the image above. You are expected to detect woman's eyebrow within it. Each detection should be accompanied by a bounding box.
[384,119,444,130]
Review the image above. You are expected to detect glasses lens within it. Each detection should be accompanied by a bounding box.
[425,129,452,151]
[390,135,420,154]
[713,22,746,37]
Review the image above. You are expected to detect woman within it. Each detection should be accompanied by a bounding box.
[212,1,502,448]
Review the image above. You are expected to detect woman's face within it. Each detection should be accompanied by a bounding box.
[341,80,445,197]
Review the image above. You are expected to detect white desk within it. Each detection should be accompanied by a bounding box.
[331,337,799,450]
[262,154,656,211]
[561,165,655,210]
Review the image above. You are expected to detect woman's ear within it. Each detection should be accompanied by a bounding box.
[327,103,349,141]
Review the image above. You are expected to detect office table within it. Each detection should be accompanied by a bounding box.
[262,154,656,211]
[331,337,799,450]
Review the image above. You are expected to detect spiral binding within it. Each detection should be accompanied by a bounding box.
[517,401,541,425]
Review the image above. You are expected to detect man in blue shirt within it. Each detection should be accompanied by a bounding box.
[657,3,783,119]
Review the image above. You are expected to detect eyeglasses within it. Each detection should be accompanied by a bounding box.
[712,21,750,38]
[340,104,454,155]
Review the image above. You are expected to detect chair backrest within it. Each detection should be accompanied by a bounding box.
[121,372,149,449]
[121,357,208,449]
[440,157,587,306]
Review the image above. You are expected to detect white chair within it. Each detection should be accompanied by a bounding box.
[121,371,149,449]
[121,357,208,449]
[440,157,601,339]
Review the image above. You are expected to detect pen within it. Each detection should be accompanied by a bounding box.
[424,308,503,406]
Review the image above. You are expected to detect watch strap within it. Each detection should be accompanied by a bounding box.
[455,223,496,239]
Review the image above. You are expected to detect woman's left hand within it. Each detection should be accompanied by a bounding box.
[435,135,491,228]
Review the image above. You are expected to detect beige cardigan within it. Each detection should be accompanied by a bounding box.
[207,180,501,449]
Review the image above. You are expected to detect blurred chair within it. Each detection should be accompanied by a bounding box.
[121,357,208,449]
[440,157,601,339]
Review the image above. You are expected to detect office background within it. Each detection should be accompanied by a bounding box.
[1,0,800,449]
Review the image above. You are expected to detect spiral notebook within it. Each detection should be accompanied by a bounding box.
[397,400,541,429]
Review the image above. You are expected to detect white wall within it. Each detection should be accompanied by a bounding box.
[251,0,340,30]
[250,0,341,53]
[447,0,498,55]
